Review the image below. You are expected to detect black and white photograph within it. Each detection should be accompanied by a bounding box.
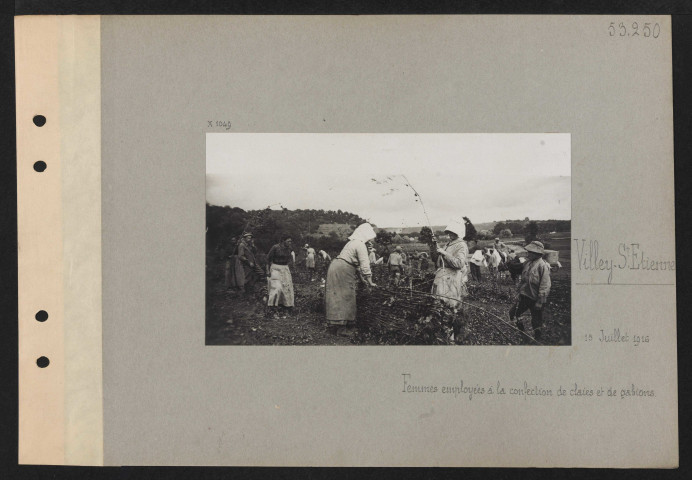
[206,133,571,346]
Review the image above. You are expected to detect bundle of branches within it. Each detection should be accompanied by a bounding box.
[466,281,517,304]
[410,272,436,292]
[354,285,457,345]
[369,264,390,284]
[293,282,325,314]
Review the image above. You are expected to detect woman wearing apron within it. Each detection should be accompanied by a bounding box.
[325,223,377,336]
[430,220,470,344]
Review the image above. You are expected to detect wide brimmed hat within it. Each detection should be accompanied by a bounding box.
[304,244,309,248]
[444,220,466,238]
[242,232,253,238]
[525,241,545,254]
[395,246,403,252]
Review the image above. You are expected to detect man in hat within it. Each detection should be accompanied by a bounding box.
[509,241,552,342]
[387,245,405,286]
[237,232,265,293]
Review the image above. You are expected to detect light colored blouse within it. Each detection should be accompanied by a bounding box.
[436,239,469,275]
[337,240,372,276]
[518,258,552,303]
[388,252,403,266]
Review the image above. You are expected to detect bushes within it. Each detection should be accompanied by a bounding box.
[418,226,434,245]
[524,221,539,244]
[206,203,370,258]
[375,230,395,246]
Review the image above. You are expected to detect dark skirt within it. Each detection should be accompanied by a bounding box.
[325,259,358,325]
[225,255,245,288]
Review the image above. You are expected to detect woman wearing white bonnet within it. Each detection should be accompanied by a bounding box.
[325,223,378,335]
[430,219,470,344]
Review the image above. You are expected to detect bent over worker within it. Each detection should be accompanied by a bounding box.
[325,223,377,336]
[509,241,551,342]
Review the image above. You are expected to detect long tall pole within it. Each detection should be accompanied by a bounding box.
[398,175,445,268]
[399,175,434,233]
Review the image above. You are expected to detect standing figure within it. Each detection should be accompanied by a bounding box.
[484,247,502,281]
[266,235,296,314]
[237,232,265,293]
[305,243,316,281]
[509,241,551,342]
[494,237,508,254]
[430,220,470,344]
[325,223,377,336]
[387,246,405,286]
[381,245,391,264]
[367,242,377,264]
[419,251,430,271]
[468,239,484,282]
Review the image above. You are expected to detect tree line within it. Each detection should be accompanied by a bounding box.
[492,219,570,236]
[206,203,370,257]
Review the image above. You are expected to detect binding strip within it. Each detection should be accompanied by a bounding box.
[16,15,103,466]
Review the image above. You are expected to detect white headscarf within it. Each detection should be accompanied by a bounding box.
[348,223,377,243]
[444,220,466,239]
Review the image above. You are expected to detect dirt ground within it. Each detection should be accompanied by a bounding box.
[206,270,354,346]
[206,237,571,346]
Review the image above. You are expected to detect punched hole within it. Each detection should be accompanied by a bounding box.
[33,115,46,127]
[35,310,48,322]
[36,356,50,368]
[33,161,47,172]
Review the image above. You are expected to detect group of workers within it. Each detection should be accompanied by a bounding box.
[227,232,328,300]
[229,222,552,342]
[382,245,430,286]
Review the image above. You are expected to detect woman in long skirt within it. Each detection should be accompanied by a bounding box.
[430,220,470,344]
[468,240,485,282]
[325,223,377,335]
[266,236,295,314]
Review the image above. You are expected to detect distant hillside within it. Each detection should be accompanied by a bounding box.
[472,222,496,232]
[316,223,354,239]
[380,222,496,235]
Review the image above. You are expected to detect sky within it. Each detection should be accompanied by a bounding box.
[206,133,570,228]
